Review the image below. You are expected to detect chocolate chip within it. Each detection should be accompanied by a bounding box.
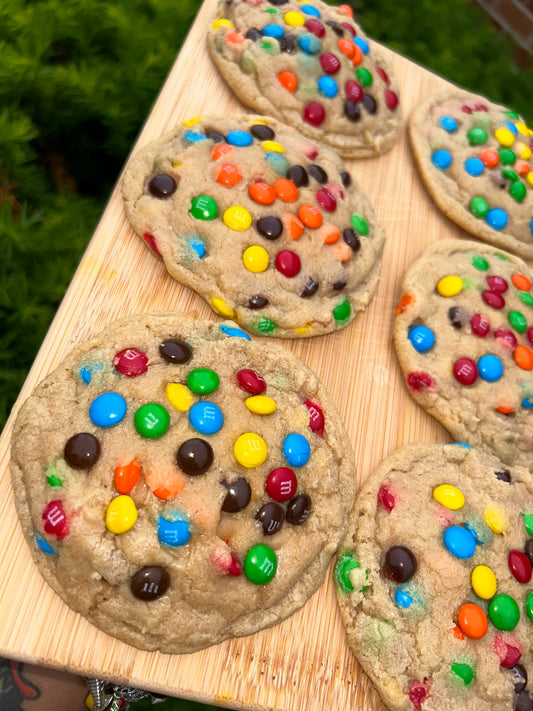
[447,306,466,329]
[332,281,347,291]
[382,545,417,583]
[514,690,533,711]
[64,433,100,469]
[308,164,328,183]
[286,165,309,187]
[245,28,262,42]
[256,215,283,240]
[495,469,512,483]
[362,95,377,114]
[148,174,177,198]
[206,130,226,143]
[250,124,275,140]
[247,295,269,309]
[159,338,192,364]
[221,477,252,512]
[326,20,344,36]
[130,566,170,601]
[255,502,284,535]
[344,100,361,122]
[286,494,311,525]
[301,278,319,298]
[176,438,213,476]
[340,171,352,188]
[280,34,297,53]
[525,539,533,566]
[343,228,361,252]
[509,664,528,694]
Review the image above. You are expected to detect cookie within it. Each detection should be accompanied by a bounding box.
[408,88,533,258]
[394,239,533,469]
[335,442,533,711]
[206,0,402,159]
[122,114,385,338]
[10,312,356,653]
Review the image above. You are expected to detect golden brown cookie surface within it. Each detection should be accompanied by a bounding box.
[10,313,356,653]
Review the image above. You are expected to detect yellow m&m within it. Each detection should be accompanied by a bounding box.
[211,18,232,30]
[494,127,515,147]
[166,383,195,412]
[261,140,285,153]
[284,11,305,26]
[243,245,269,273]
[210,296,236,319]
[245,395,277,415]
[234,433,268,468]
[471,565,497,599]
[432,484,465,510]
[437,275,463,297]
[106,495,138,534]
[483,504,508,534]
[223,205,252,231]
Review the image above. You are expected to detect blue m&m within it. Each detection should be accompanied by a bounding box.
[443,525,476,559]
[89,392,127,428]
[408,325,435,353]
[226,130,253,147]
[486,208,508,230]
[439,116,457,132]
[477,354,503,382]
[283,433,311,466]
[189,401,223,435]
[432,150,452,170]
[464,157,484,176]
[317,76,338,98]
[158,516,191,547]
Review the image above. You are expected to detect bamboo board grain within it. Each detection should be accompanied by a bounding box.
[0,1,486,709]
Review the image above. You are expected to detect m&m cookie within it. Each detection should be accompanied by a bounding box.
[335,442,533,711]
[10,313,356,653]
[394,240,533,469]
[206,0,402,159]
[409,89,533,258]
[122,115,385,338]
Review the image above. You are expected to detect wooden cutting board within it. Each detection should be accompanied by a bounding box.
[0,1,476,708]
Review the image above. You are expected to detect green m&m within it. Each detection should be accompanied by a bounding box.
[186,367,219,395]
[190,195,218,220]
[244,544,277,584]
[488,593,520,630]
[134,403,170,439]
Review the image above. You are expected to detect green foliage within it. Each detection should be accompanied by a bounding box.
[349,0,533,122]
[0,0,201,427]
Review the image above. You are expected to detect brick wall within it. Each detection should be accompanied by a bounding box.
[474,0,533,51]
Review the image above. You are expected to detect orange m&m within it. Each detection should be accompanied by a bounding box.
[457,603,488,639]
[249,181,276,205]
[298,204,323,229]
[274,178,298,202]
[338,38,356,59]
[514,344,533,370]
[216,163,242,187]
[278,71,298,93]
[114,460,142,494]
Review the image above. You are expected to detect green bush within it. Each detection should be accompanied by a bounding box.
[350,0,533,122]
[0,0,201,426]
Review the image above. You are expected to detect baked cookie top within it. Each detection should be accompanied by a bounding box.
[409,88,533,259]
[335,442,533,711]
[394,239,533,470]
[10,312,356,653]
[206,0,402,159]
[122,114,385,338]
